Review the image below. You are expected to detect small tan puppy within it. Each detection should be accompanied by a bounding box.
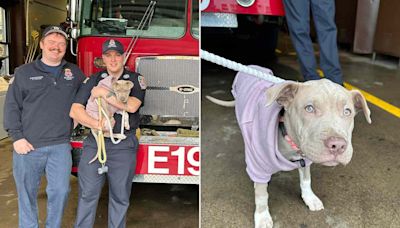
[86,77,134,139]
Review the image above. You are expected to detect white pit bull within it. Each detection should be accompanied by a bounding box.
[206,66,371,228]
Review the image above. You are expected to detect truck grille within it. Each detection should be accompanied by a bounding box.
[136,56,199,118]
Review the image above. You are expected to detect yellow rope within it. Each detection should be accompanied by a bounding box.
[97,98,107,165]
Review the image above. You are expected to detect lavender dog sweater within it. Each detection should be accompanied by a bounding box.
[231,66,311,184]
[86,76,120,120]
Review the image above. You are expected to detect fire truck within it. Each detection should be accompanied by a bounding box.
[67,0,199,184]
[201,0,284,20]
[201,0,284,63]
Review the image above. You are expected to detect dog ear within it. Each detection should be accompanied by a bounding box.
[112,82,118,91]
[350,90,371,124]
[126,81,134,90]
[265,81,300,107]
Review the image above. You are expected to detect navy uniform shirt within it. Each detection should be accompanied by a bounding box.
[3,59,86,148]
[74,69,145,146]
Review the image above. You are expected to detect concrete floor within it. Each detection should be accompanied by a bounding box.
[0,138,199,228]
[201,50,400,227]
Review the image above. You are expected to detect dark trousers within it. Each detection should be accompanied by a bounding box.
[283,0,343,85]
[75,136,138,228]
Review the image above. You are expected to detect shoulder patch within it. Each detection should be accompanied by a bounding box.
[138,75,147,90]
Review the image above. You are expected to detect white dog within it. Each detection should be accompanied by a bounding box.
[206,66,371,228]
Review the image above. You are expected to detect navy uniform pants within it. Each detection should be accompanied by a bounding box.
[283,0,343,85]
[75,135,138,228]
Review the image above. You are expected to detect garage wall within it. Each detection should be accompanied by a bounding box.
[373,0,400,57]
[28,0,67,34]
[0,91,7,139]
[25,0,67,63]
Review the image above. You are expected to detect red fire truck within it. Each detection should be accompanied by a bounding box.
[201,0,284,18]
[67,0,199,184]
[201,0,284,63]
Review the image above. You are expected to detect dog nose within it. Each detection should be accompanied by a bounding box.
[324,137,347,155]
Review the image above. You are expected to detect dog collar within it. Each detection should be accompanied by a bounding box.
[278,116,301,152]
[278,111,306,167]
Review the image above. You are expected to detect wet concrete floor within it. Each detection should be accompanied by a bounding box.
[0,138,199,228]
[201,51,400,228]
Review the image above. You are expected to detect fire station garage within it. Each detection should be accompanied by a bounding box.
[201,0,400,228]
[0,0,199,227]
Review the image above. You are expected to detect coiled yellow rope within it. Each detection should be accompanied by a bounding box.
[97,97,107,165]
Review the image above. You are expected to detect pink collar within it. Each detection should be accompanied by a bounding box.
[284,134,300,151]
[279,116,304,156]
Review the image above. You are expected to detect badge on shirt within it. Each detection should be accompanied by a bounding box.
[138,75,147,90]
[108,39,117,48]
[29,76,44,80]
[63,68,74,80]
[123,74,130,79]
[101,73,108,78]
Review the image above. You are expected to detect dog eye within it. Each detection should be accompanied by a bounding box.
[305,105,314,113]
[344,108,352,116]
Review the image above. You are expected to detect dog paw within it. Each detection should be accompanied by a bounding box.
[254,210,273,228]
[302,192,324,211]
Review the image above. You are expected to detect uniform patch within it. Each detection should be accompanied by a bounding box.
[138,75,147,90]
[101,73,108,78]
[63,68,74,80]
[123,74,130,79]
[108,39,117,48]
[29,76,44,80]
[83,77,90,84]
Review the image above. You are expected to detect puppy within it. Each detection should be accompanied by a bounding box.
[86,76,133,140]
[207,66,371,228]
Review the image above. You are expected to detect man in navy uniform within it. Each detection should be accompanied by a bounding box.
[70,39,145,228]
[3,25,86,227]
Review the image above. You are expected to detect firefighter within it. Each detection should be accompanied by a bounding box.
[69,39,146,228]
[282,0,344,85]
[3,25,86,227]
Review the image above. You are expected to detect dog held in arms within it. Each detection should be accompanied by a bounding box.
[206,66,371,228]
[86,76,133,162]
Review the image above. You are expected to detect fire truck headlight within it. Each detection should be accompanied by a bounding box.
[236,0,255,7]
[200,0,210,11]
